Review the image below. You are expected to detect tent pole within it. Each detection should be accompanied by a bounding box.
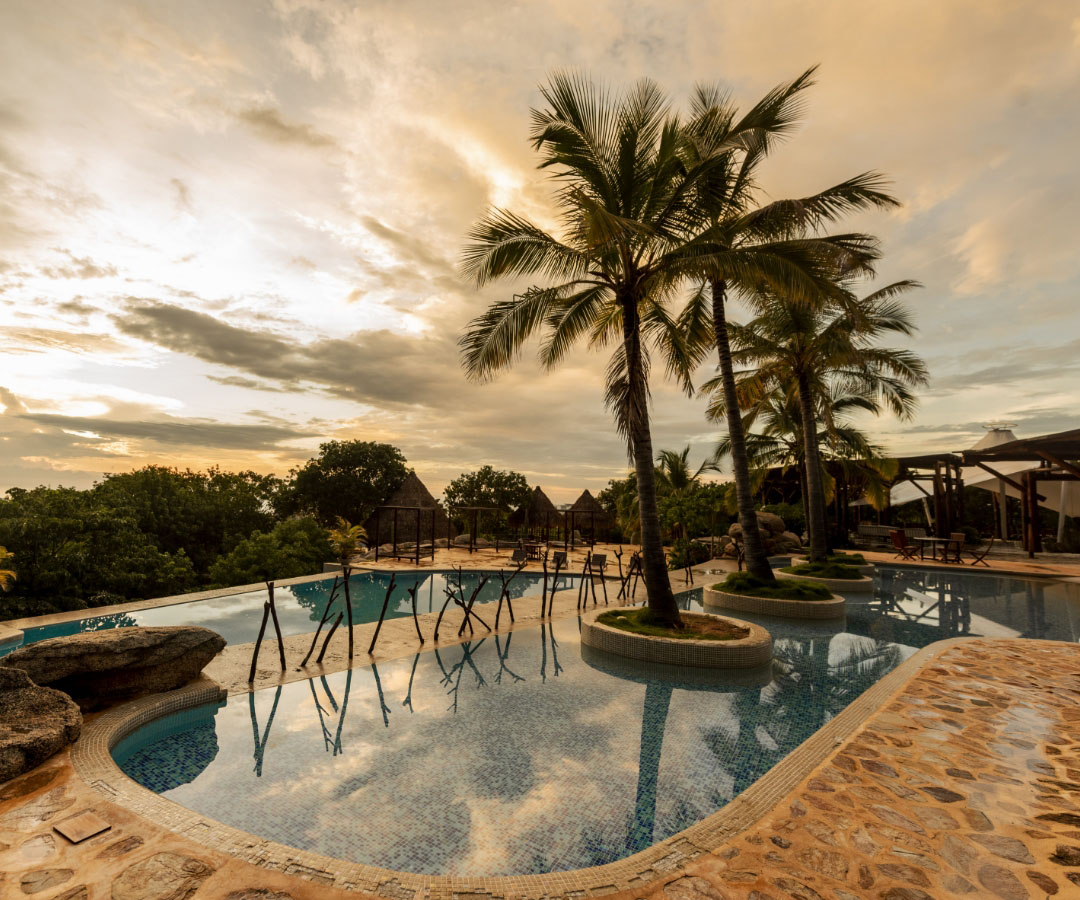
[999,479,1008,541]
[1057,481,1067,545]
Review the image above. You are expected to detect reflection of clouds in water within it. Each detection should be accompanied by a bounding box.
[126,610,916,876]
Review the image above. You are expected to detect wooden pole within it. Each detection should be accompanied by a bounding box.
[248,601,271,683]
[266,581,286,671]
[316,612,343,663]
[301,576,340,667]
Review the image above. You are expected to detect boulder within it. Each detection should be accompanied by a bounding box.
[773,530,803,552]
[0,667,82,782]
[757,511,787,535]
[1,626,225,712]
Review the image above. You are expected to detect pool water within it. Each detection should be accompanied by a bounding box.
[113,567,1079,877]
[14,569,581,650]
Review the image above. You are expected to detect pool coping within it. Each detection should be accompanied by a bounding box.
[71,626,962,899]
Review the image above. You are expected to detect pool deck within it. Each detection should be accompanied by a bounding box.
[3,557,1080,898]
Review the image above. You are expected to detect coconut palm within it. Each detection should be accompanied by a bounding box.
[677,68,900,578]
[655,446,715,497]
[460,74,728,627]
[706,280,928,560]
[0,546,15,592]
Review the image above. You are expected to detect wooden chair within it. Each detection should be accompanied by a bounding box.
[963,534,995,567]
[890,529,918,560]
[509,547,527,565]
[944,533,966,564]
[552,550,567,568]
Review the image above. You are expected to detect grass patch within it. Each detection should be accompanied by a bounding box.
[597,607,749,641]
[794,552,867,565]
[713,571,833,601]
[782,562,864,580]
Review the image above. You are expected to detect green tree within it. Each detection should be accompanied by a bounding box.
[278,440,408,525]
[0,486,196,618]
[208,517,333,587]
[0,546,15,592]
[459,74,719,627]
[655,446,716,497]
[707,280,926,559]
[679,68,897,578]
[443,466,531,533]
[93,465,278,573]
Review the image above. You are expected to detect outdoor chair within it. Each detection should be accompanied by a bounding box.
[944,532,966,564]
[588,553,607,575]
[509,547,527,566]
[890,529,918,560]
[552,550,567,568]
[963,534,995,567]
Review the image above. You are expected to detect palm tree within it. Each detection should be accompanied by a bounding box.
[460,74,724,627]
[706,280,928,560]
[0,546,15,593]
[655,446,715,497]
[678,68,899,578]
[327,518,367,658]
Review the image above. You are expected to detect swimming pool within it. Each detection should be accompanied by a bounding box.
[112,566,1079,876]
[11,569,582,650]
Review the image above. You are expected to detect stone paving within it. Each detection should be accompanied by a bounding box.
[3,562,1080,898]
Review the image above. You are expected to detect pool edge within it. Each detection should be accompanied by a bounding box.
[71,635,966,898]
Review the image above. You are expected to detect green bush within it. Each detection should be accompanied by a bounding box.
[781,562,863,580]
[208,517,333,587]
[667,538,711,570]
[596,607,746,641]
[714,571,833,601]
[824,552,866,565]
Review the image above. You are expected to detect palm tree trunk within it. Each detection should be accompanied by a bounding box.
[710,278,774,581]
[796,372,829,562]
[623,292,681,626]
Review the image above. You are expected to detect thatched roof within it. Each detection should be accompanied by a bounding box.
[509,486,565,529]
[568,489,610,525]
[364,471,456,543]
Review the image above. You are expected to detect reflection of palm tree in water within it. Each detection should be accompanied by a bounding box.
[627,680,673,853]
[703,636,901,796]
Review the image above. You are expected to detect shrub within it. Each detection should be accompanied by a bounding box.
[782,562,863,580]
[714,571,833,601]
[667,538,712,570]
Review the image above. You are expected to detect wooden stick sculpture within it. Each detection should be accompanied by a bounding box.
[300,576,340,667]
[368,573,397,654]
[266,581,286,670]
[457,576,492,637]
[495,562,526,628]
[316,612,344,663]
[408,583,424,644]
[247,600,271,683]
[546,555,563,616]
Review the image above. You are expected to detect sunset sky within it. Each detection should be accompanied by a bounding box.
[2,1,1078,503]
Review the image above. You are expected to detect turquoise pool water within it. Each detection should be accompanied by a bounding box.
[12,569,581,650]
[114,567,1079,876]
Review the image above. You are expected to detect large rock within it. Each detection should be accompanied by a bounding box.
[1,626,225,712]
[757,511,787,535]
[0,667,82,782]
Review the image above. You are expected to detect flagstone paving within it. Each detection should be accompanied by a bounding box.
[3,631,1080,897]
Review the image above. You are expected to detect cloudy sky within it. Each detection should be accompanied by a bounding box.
[1,1,1078,502]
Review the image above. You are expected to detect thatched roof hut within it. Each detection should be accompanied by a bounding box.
[364,471,456,544]
[509,486,565,535]
[568,489,612,539]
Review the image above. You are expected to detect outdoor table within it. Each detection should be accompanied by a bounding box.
[913,536,959,561]
[524,542,544,561]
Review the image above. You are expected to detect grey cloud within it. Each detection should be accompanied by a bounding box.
[16,411,314,451]
[40,249,118,279]
[113,299,459,406]
[926,338,1080,395]
[233,104,337,149]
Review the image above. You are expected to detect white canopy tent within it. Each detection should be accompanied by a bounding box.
[888,427,1080,542]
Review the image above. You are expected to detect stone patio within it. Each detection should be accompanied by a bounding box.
[2,556,1080,899]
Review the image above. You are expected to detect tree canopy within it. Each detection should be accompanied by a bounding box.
[443,466,531,514]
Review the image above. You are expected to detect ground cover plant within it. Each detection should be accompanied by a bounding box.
[714,571,833,601]
[781,562,864,580]
[597,607,749,641]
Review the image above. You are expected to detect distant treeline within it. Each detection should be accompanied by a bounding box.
[0,440,411,620]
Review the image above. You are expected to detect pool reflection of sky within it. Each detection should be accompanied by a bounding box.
[115,568,1080,877]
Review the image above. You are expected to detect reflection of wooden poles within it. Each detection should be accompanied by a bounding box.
[408,584,424,644]
[368,574,397,654]
[494,633,524,683]
[371,663,390,727]
[309,678,334,751]
[331,668,352,752]
[301,576,340,667]
[249,684,283,777]
[402,652,420,712]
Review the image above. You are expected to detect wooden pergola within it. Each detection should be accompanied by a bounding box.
[961,428,1080,557]
[449,506,502,554]
[888,452,967,539]
[371,505,438,565]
